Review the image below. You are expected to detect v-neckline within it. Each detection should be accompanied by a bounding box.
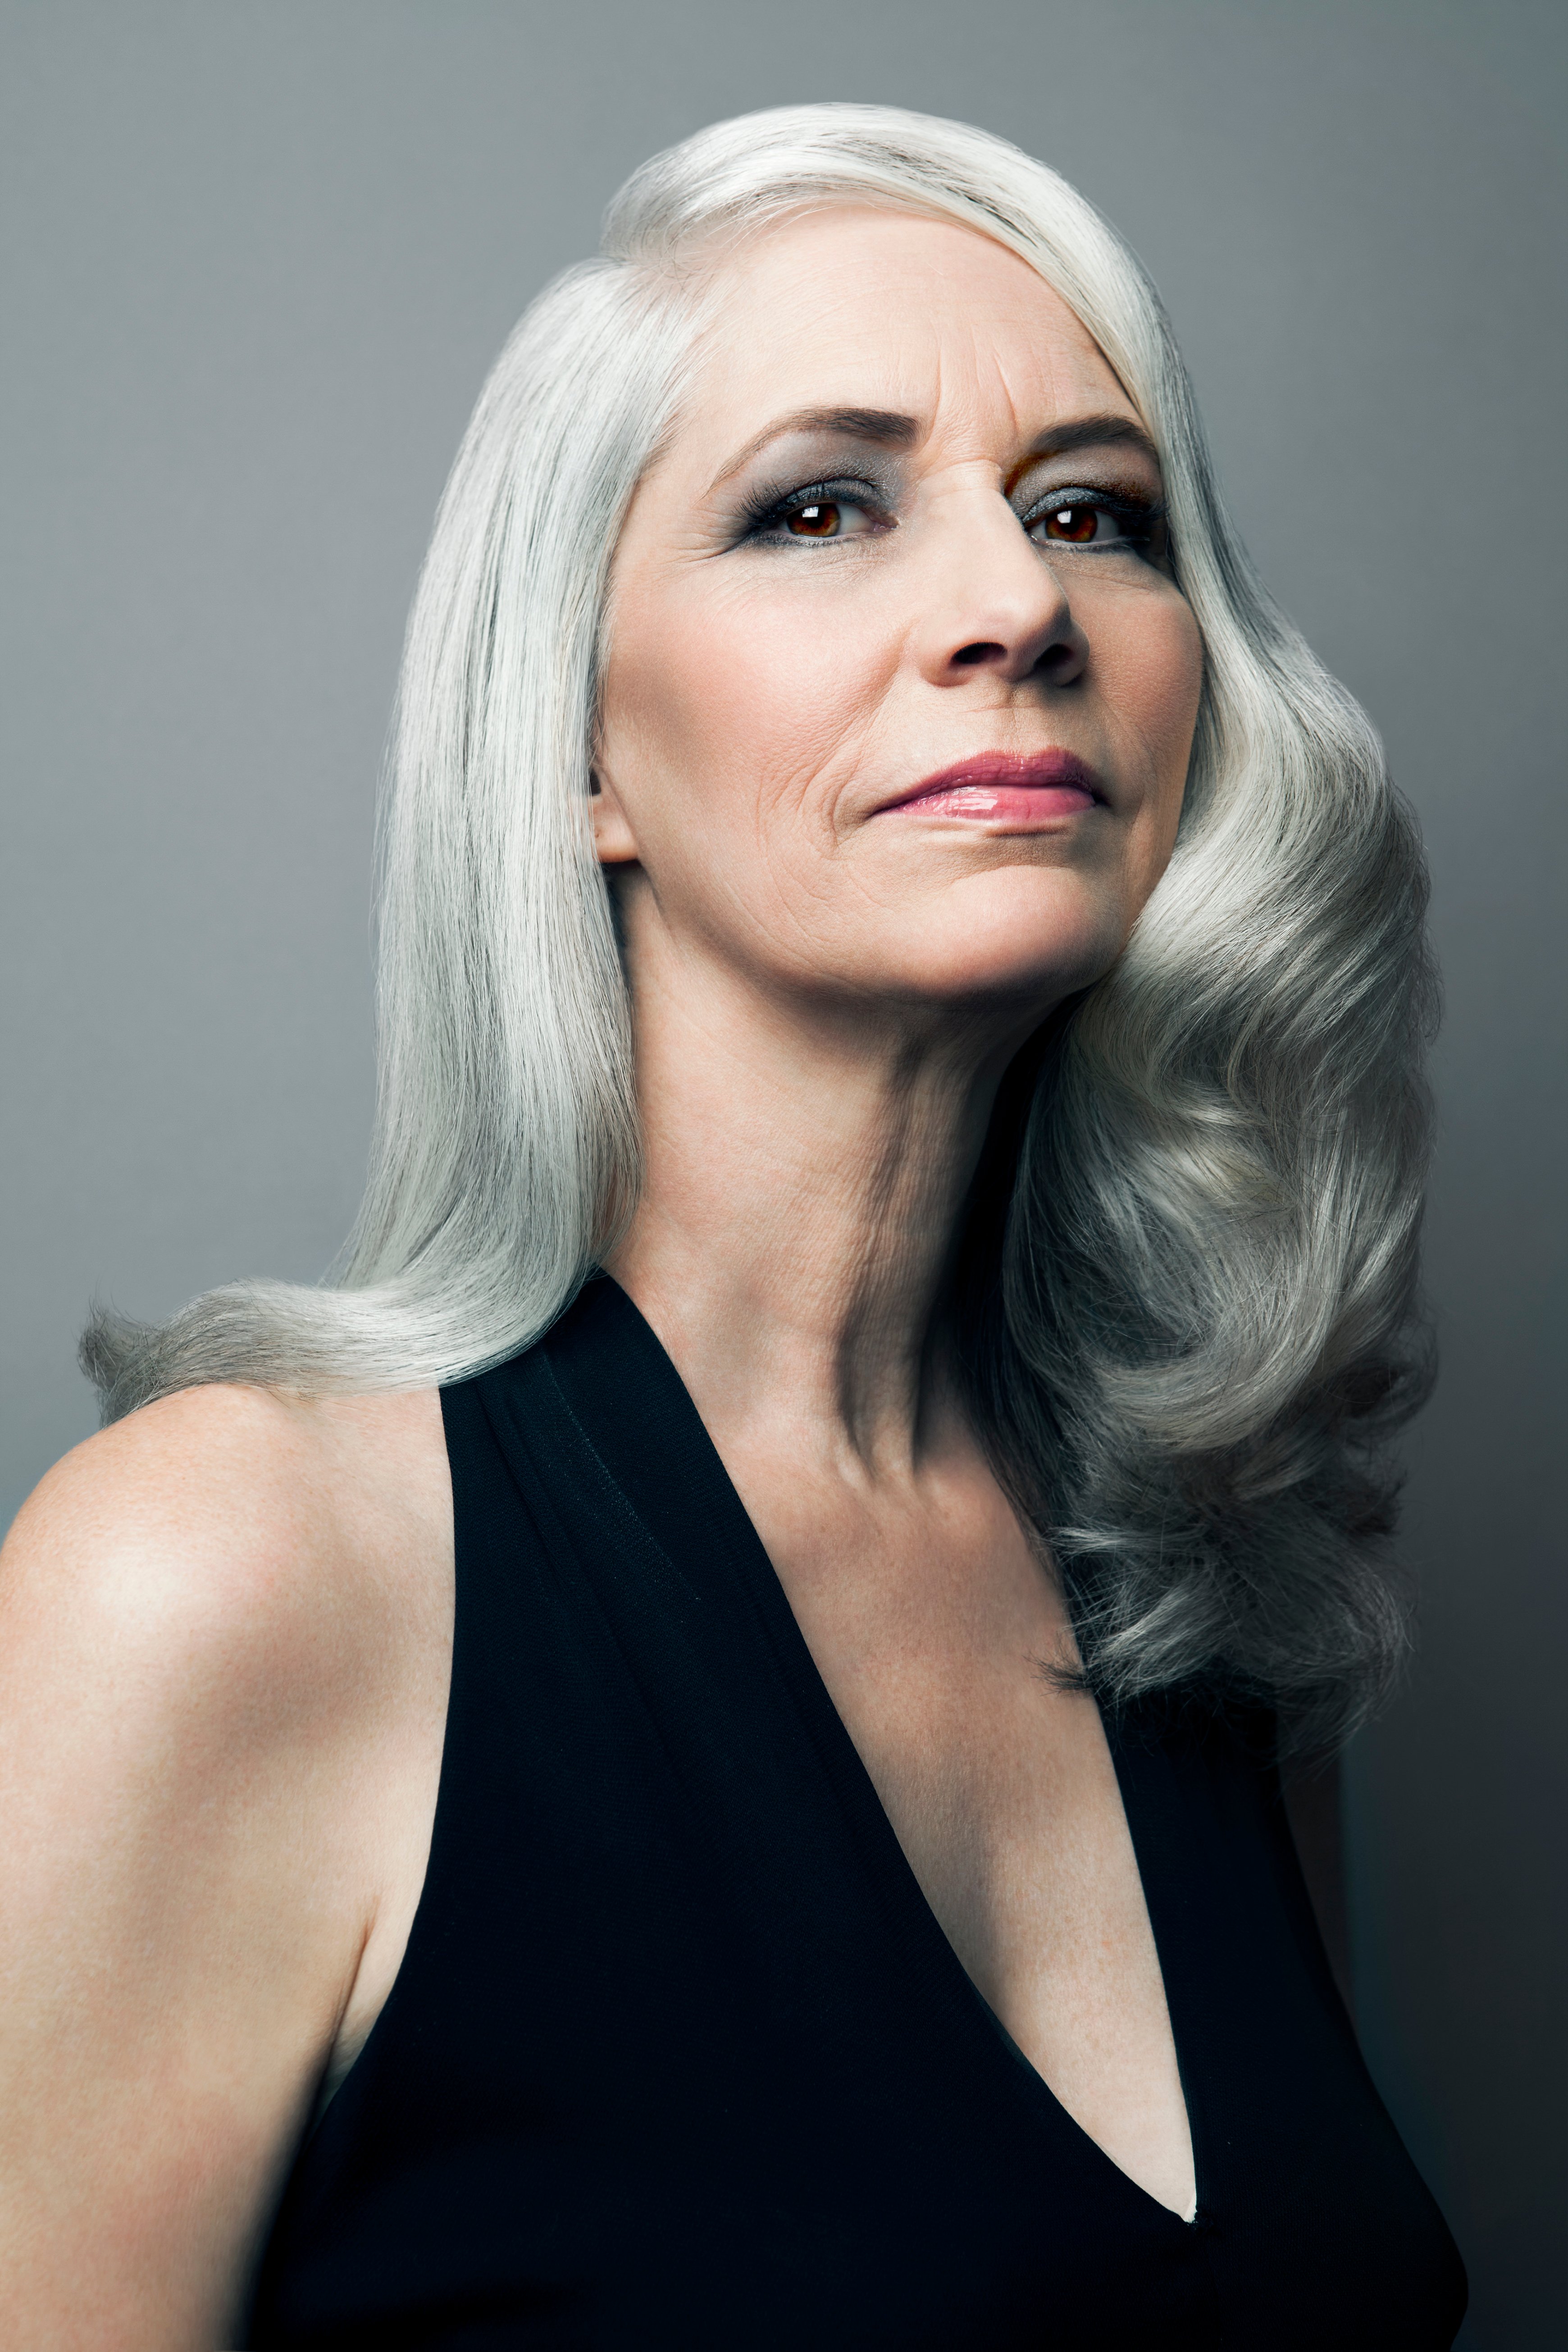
[542,1275,1204,2233]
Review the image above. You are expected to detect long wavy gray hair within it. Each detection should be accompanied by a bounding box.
[85,105,1436,1748]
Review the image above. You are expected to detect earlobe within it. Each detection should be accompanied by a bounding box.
[589,767,641,866]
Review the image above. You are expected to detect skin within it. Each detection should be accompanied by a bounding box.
[0,1383,451,2346]
[597,210,1204,2217]
[0,206,1203,2344]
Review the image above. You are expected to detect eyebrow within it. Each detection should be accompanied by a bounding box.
[710,406,921,488]
[709,404,1162,492]
[1011,414,1162,474]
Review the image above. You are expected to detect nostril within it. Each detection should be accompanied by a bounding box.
[953,641,1006,667]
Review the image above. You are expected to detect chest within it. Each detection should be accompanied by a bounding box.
[247,1336,1469,2349]
[738,1465,1138,1956]
[783,1541,1144,1978]
[752,1494,1196,2208]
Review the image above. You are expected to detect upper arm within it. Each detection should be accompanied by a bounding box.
[0,1387,411,2348]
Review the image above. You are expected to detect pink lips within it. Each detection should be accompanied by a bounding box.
[879,751,1103,825]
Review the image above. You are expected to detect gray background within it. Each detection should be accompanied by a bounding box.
[2,2,1563,2340]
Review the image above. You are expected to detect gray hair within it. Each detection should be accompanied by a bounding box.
[85,105,1435,1746]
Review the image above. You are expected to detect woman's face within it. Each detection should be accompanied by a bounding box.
[595,207,1204,1034]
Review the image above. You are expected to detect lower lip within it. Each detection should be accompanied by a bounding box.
[886,782,1099,825]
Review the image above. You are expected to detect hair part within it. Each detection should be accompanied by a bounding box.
[84,105,1437,1749]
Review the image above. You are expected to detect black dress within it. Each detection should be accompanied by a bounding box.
[245,1275,1466,2348]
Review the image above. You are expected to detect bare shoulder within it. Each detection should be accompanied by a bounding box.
[3,1379,451,1692]
[0,1379,455,1935]
[0,1385,453,2343]
[0,1375,455,1958]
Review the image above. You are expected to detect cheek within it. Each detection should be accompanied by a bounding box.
[603,576,888,843]
[1100,595,1204,839]
[601,595,728,792]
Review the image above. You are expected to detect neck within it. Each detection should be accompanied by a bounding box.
[606,924,1035,1485]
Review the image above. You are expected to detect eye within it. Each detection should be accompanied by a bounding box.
[743,478,889,545]
[1039,503,1106,543]
[787,499,852,538]
[1022,488,1162,556]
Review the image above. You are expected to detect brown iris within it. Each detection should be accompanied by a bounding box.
[1041,504,1100,542]
[786,501,841,538]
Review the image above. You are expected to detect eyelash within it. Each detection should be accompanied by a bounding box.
[739,476,1167,556]
[738,476,889,540]
[1019,484,1167,554]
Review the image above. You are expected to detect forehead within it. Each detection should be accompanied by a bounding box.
[680,205,1137,461]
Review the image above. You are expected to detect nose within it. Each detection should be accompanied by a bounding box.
[909,478,1088,690]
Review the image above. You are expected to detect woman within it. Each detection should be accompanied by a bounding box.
[0,106,1463,2346]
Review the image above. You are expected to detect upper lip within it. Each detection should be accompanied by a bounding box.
[875,749,1106,812]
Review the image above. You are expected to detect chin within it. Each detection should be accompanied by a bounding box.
[880,867,1129,1012]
